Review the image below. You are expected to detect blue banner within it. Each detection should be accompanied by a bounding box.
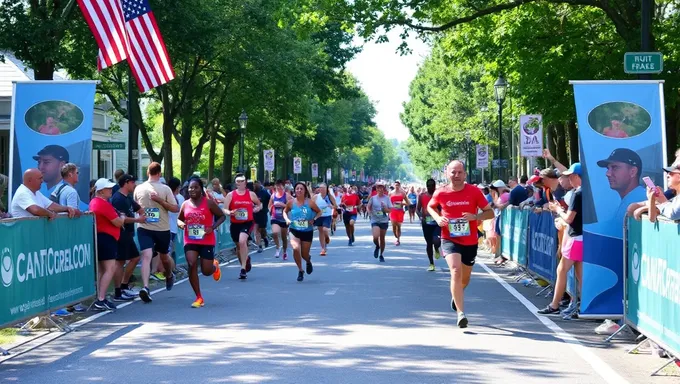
[626,217,680,358]
[500,208,529,266]
[572,80,666,317]
[527,210,558,284]
[9,81,97,211]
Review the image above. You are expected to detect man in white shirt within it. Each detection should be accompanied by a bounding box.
[10,168,79,219]
[51,163,81,208]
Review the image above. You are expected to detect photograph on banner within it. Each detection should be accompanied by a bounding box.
[476,145,488,168]
[9,82,96,212]
[311,163,318,178]
[519,115,543,157]
[293,157,302,174]
[571,80,666,316]
[264,149,275,171]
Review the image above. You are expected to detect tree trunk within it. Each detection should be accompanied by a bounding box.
[179,113,193,180]
[221,137,235,184]
[555,121,569,166]
[208,124,218,181]
[566,119,579,164]
[34,61,55,80]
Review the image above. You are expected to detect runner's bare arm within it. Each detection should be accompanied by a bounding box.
[151,192,179,213]
[329,193,338,209]
[415,195,422,216]
[250,191,262,213]
[403,195,411,206]
[309,199,322,220]
[283,201,293,224]
[177,201,186,230]
[476,204,495,221]
[223,193,233,215]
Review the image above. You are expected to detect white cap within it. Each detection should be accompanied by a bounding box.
[491,180,508,189]
[95,178,116,191]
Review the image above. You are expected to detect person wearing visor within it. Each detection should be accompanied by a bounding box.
[224,173,263,280]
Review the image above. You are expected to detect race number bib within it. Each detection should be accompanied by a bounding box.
[425,215,436,225]
[375,210,385,217]
[187,224,205,240]
[234,208,248,221]
[345,205,354,211]
[448,218,470,237]
[145,208,160,223]
[394,202,403,209]
[294,219,308,229]
[274,207,284,216]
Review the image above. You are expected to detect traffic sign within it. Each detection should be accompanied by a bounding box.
[501,159,509,168]
[624,52,663,74]
[492,160,500,169]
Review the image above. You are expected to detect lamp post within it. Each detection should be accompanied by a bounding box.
[480,106,489,183]
[238,110,248,174]
[494,75,508,180]
[287,137,294,180]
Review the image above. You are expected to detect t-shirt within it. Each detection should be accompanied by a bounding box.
[110,191,141,234]
[133,180,177,232]
[256,189,271,216]
[568,188,582,238]
[430,184,489,245]
[10,184,53,218]
[169,194,184,234]
[508,185,527,206]
[342,194,361,214]
[51,181,80,208]
[89,197,121,240]
[369,194,392,224]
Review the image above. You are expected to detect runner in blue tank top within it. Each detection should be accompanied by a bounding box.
[268,180,293,260]
[284,182,322,282]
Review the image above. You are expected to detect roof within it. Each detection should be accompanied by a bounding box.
[0,51,67,97]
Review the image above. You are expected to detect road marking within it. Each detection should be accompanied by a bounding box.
[479,263,630,384]
[325,288,339,295]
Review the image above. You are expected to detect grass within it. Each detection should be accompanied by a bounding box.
[0,328,17,345]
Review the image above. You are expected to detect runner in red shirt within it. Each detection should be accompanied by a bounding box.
[341,186,361,246]
[389,181,411,246]
[224,173,263,280]
[428,160,494,328]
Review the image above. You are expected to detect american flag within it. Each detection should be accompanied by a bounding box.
[78,0,175,92]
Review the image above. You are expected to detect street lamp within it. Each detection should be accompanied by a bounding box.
[494,75,508,180]
[238,110,248,174]
[287,137,294,180]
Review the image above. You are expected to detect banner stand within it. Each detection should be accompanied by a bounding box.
[604,213,630,342]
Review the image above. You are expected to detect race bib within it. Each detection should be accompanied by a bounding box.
[375,210,385,217]
[294,219,308,228]
[145,208,160,223]
[346,205,354,211]
[425,215,436,225]
[187,224,205,240]
[394,202,403,209]
[448,218,470,237]
[274,207,284,216]
[234,208,248,221]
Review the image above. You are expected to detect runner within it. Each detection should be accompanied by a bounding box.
[407,186,418,223]
[177,178,226,308]
[417,178,442,272]
[284,182,322,281]
[313,183,337,256]
[223,173,263,279]
[133,162,179,303]
[389,181,411,246]
[341,185,361,246]
[367,180,392,262]
[332,186,344,235]
[360,186,370,219]
[427,160,494,328]
[268,180,293,260]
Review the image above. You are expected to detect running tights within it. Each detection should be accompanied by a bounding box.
[422,223,441,264]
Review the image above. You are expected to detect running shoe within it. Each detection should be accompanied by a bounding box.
[427,264,435,272]
[348,240,352,246]
[451,298,456,312]
[373,246,379,259]
[92,300,110,311]
[282,252,288,261]
[53,308,71,317]
[537,305,560,315]
[351,235,355,243]
[152,272,166,281]
[191,297,205,308]
[306,261,313,275]
[320,249,327,256]
[457,312,468,328]
[379,255,385,263]
[213,259,221,281]
[122,288,139,297]
[395,240,400,246]
[297,271,304,282]
[239,269,247,280]
[166,273,175,291]
[258,245,263,253]
[139,287,152,303]
[434,249,441,260]
[112,292,135,302]
[245,256,252,272]
[275,248,281,258]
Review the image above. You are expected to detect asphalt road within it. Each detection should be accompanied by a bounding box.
[0,219,670,383]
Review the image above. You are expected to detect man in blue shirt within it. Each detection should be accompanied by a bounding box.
[507,176,527,206]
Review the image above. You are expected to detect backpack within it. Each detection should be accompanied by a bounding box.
[50,183,68,204]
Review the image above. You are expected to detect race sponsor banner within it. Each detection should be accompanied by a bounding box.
[626,217,680,358]
[263,149,275,171]
[9,81,97,211]
[571,80,666,317]
[0,216,96,327]
[311,163,318,178]
[250,167,257,180]
[527,210,558,284]
[519,115,543,157]
[500,207,529,266]
[293,157,302,174]
[476,144,489,168]
[326,168,331,180]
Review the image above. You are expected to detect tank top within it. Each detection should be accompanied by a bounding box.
[183,197,216,245]
[289,199,315,232]
[271,191,287,220]
[408,193,417,205]
[229,189,254,223]
[391,194,405,211]
[315,193,333,217]
[420,193,437,226]
[335,193,343,206]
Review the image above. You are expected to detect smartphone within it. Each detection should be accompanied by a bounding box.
[642,176,659,196]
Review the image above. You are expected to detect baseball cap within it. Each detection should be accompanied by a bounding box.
[597,148,642,169]
[33,145,69,162]
[562,162,582,176]
[118,174,137,186]
[95,178,116,191]
[375,180,386,186]
[491,180,508,189]
[663,160,680,173]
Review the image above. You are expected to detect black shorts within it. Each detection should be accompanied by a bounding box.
[183,244,215,260]
[371,222,388,230]
[271,219,289,228]
[117,230,140,261]
[343,212,357,226]
[254,212,268,228]
[230,221,253,244]
[97,233,118,261]
[137,228,171,254]
[441,239,478,266]
[290,229,313,242]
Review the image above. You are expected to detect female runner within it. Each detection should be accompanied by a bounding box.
[407,186,417,223]
[313,183,337,256]
[284,182,322,281]
[268,179,293,260]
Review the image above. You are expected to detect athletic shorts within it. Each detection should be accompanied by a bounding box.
[117,230,140,261]
[371,222,388,230]
[137,228,171,254]
[343,212,357,225]
[230,221,253,244]
[97,233,118,261]
[290,229,313,242]
[441,239,478,266]
[562,236,583,262]
[254,212,269,228]
[184,244,215,260]
[390,210,405,223]
[271,219,289,228]
[409,204,416,211]
[421,223,441,241]
[314,216,332,228]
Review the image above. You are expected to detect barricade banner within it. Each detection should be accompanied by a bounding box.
[626,217,680,358]
[527,210,558,283]
[0,216,96,327]
[571,80,666,317]
[500,208,529,266]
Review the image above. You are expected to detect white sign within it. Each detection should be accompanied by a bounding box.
[326,168,331,180]
[520,114,544,157]
[476,144,489,168]
[293,157,302,174]
[263,149,275,171]
[311,163,318,177]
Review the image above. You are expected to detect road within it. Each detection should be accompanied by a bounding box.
[0,219,673,383]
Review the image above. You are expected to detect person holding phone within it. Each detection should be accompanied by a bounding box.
[629,161,680,221]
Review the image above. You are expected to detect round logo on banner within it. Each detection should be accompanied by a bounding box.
[1,247,13,287]
[477,147,487,158]
[522,117,541,136]
[265,151,273,160]
[631,243,640,284]
[587,101,651,139]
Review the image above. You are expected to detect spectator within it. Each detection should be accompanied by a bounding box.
[168,177,184,262]
[631,160,680,221]
[507,176,527,206]
[50,163,81,208]
[254,180,271,251]
[209,178,227,208]
[535,168,562,207]
[519,175,528,187]
[10,169,79,219]
[111,169,126,195]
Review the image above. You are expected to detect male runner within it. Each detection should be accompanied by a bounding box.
[428,160,494,328]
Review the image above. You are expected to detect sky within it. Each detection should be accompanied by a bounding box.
[346,29,431,143]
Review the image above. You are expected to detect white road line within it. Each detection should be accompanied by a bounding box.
[325,288,339,295]
[478,263,630,384]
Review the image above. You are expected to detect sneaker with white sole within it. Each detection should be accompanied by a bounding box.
[457,312,468,328]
